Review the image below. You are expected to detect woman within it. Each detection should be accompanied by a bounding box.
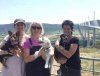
[0,19,29,76]
[54,20,81,76]
[23,22,53,76]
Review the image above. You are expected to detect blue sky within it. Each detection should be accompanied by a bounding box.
[0,0,100,24]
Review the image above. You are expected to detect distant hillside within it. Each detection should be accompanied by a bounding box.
[0,23,13,35]
[43,23,62,35]
[0,23,62,36]
[1,20,100,37]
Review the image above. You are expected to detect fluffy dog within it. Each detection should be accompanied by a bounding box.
[0,31,22,67]
[54,34,68,60]
[39,37,54,69]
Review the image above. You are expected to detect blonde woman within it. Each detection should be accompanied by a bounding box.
[23,22,53,76]
[0,19,29,76]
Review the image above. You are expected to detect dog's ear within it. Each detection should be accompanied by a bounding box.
[60,34,63,38]
[60,34,65,39]
[8,31,12,36]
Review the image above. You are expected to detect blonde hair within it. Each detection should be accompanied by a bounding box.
[28,22,44,36]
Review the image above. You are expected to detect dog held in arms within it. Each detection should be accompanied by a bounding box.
[54,34,68,60]
[39,37,54,69]
[0,31,22,67]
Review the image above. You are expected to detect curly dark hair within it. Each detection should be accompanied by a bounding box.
[62,20,74,31]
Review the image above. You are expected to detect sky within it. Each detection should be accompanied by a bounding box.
[0,0,100,24]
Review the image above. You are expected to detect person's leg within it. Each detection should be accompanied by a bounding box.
[68,68,81,76]
[61,67,81,76]
[61,69,81,76]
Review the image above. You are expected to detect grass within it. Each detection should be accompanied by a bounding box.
[80,48,100,76]
[80,48,100,58]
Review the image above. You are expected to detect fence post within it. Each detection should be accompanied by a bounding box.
[93,59,94,76]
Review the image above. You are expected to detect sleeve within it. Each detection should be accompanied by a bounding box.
[71,37,79,44]
[0,35,9,48]
[4,35,9,41]
[23,39,30,49]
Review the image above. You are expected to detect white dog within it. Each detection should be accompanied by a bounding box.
[41,37,54,68]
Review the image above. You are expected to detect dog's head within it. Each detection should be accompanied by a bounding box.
[8,31,20,48]
[1,31,21,53]
[38,37,50,49]
[60,34,68,43]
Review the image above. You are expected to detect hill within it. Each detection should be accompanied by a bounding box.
[0,23,62,37]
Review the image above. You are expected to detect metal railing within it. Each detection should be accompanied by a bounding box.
[80,57,100,76]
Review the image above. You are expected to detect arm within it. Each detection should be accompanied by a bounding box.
[23,47,45,63]
[54,54,67,64]
[55,37,79,59]
[56,44,78,59]
[54,43,77,64]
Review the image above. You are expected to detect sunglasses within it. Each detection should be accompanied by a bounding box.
[31,26,42,30]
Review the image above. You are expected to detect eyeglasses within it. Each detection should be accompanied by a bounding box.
[31,26,42,30]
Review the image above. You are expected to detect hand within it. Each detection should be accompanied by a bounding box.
[38,47,45,56]
[55,46,64,53]
[15,48,22,57]
[55,40,59,48]
[57,59,67,64]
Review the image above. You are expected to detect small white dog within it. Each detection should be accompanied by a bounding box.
[41,37,54,68]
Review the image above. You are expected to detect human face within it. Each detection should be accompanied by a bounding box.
[62,25,72,37]
[15,22,25,32]
[31,25,42,36]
